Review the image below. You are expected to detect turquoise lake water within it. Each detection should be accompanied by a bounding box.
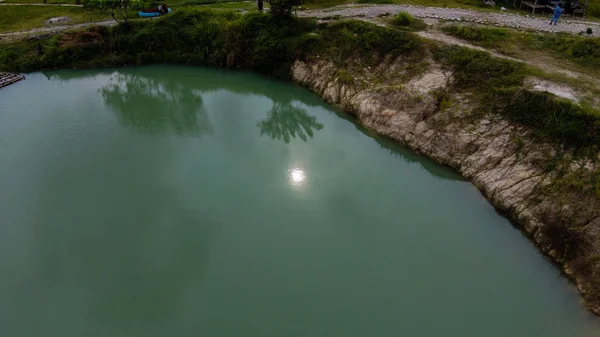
[0,65,598,336]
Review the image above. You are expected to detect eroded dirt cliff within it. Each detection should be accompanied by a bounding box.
[292,57,600,315]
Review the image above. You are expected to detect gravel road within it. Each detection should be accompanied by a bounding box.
[299,4,600,37]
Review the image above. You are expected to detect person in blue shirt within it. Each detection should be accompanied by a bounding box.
[550,3,564,25]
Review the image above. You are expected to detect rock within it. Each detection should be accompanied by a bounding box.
[44,16,71,25]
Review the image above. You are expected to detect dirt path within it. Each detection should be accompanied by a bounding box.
[0,20,115,38]
[299,4,600,37]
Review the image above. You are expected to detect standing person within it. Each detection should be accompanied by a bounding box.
[257,0,263,11]
[550,3,563,25]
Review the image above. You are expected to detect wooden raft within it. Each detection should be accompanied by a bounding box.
[0,72,25,89]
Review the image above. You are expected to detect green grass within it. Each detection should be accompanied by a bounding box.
[0,0,254,35]
[527,33,600,69]
[3,0,80,3]
[308,20,424,65]
[389,11,427,31]
[441,25,511,48]
[503,91,600,148]
[433,44,525,92]
[588,2,600,18]
[441,25,600,73]
[391,11,413,26]
[0,9,317,75]
[0,5,109,33]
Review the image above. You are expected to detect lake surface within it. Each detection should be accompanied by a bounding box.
[0,65,598,337]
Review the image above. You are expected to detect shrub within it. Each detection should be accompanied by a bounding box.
[530,34,600,68]
[570,39,600,59]
[267,0,301,17]
[595,170,600,197]
[392,11,414,26]
[84,0,151,23]
[433,45,525,91]
[356,0,394,3]
[588,2,600,18]
[0,9,318,77]
[503,91,600,148]
[540,222,589,262]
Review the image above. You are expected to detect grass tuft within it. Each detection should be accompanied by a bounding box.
[391,11,414,26]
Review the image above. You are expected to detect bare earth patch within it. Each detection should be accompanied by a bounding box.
[526,78,580,103]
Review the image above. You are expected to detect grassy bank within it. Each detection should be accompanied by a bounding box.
[0,9,425,76]
[2,0,80,3]
[0,5,109,33]
[441,25,600,72]
[433,44,600,152]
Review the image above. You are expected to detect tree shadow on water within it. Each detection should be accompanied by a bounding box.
[257,101,324,144]
[100,73,212,137]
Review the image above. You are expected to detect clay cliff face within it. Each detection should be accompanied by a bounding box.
[291,58,600,315]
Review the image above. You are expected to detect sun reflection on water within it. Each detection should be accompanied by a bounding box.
[287,167,307,187]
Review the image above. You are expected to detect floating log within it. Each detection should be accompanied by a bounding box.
[0,72,25,89]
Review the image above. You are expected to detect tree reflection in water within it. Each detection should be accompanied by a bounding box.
[257,102,324,144]
[100,73,212,137]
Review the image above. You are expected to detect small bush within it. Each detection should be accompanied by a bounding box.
[589,2,600,18]
[587,28,593,35]
[433,89,452,112]
[182,0,240,5]
[83,0,150,23]
[267,0,301,17]
[356,0,394,3]
[595,170,600,197]
[540,222,589,262]
[392,11,414,26]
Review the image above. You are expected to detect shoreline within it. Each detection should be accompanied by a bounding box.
[290,58,600,316]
